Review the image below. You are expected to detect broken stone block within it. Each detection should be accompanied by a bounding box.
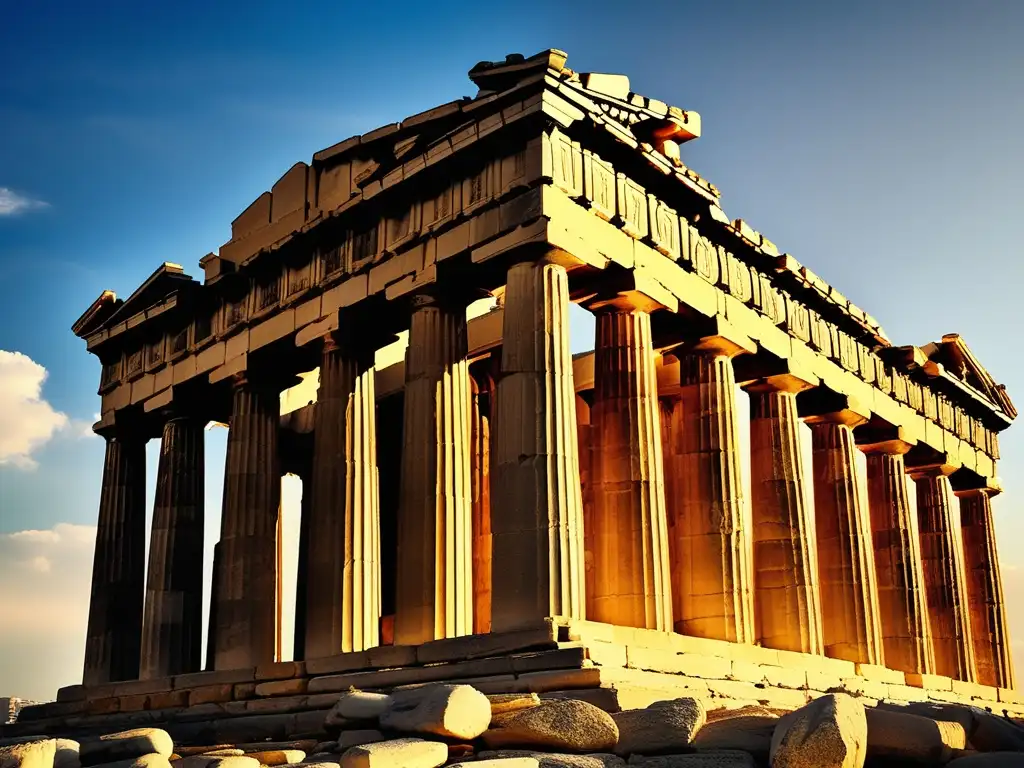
[626,753,756,768]
[769,694,867,768]
[339,739,446,768]
[488,694,542,717]
[380,685,491,740]
[325,693,391,730]
[55,741,80,768]
[692,711,779,755]
[612,698,706,756]
[482,699,619,753]
[241,752,304,767]
[865,706,966,762]
[0,740,57,768]
[87,758,172,768]
[80,731,174,767]
[477,751,624,768]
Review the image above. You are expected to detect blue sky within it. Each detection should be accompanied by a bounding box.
[1,0,1022,700]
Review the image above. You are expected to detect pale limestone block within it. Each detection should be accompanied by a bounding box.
[339,739,446,768]
[380,685,491,740]
[612,697,706,756]
[769,694,867,768]
[324,692,391,727]
[81,731,173,767]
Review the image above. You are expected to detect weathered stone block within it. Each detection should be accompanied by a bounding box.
[255,680,308,698]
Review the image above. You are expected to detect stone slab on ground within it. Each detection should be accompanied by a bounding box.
[482,700,618,753]
[80,731,174,767]
[338,738,447,768]
[769,693,867,768]
[626,752,757,768]
[612,698,705,757]
[476,751,625,768]
[380,685,491,740]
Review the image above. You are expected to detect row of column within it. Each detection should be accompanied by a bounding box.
[83,257,1016,691]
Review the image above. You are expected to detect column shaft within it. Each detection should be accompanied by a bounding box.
[810,421,884,664]
[491,260,585,631]
[589,309,672,629]
[914,473,977,681]
[865,451,934,674]
[960,490,1015,688]
[471,375,493,635]
[748,390,823,654]
[84,436,146,685]
[667,352,754,643]
[140,418,205,679]
[212,378,280,670]
[394,299,472,644]
[305,340,380,657]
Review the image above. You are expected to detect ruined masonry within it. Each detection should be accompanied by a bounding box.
[9,49,1020,741]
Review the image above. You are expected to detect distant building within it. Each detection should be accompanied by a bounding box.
[1,697,40,724]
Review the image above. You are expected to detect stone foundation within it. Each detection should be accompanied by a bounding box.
[7,620,1022,745]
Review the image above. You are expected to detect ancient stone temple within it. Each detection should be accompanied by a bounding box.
[11,49,1020,740]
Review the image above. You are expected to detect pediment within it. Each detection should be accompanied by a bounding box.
[103,263,196,327]
[72,290,121,338]
[922,334,1016,419]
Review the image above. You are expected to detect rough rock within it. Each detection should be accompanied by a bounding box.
[53,741,80,768]
[241,752,304,767]
[881,703,1024,753]
[380,685,491,740]
[0,740,57,768]
[488,695,543,717]
[947,755,1024,768]
[335,733,383,751]
[612,698,706,757]
[626,752,757,768]
[865,706,966,762]
[325,693,391,730]
[482,700,619,753]
[236,746,318,756]
[769,693,866,768]
[172,756,257,768]
[706,705,782,723]
[339,738,446,768]
[0,740,49,749]
[693,713,779,755]
[80,731,174,767]
[469,761,539,768]
[477,751,625,768]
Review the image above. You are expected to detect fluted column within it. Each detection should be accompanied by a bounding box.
[212,373,280,670]
[862,440,934,675]
[666,343,754,643]
[911,467,976,680]
[746,378,823,654]
[589,307,672,629]
[304,334,380,657]
[471,370,493,635]
[84,433,146,685]
[491,259,585,631]
[807,415,884,664]
[394,294,472,644]
[140,416,205,679]
[958,488,1015,688]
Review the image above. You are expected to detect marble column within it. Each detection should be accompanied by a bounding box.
[139,416,205,679]
[666,344,754,643]
[958,488,1015,688]
[471,371,493,635]
[84,433,146,685]
[807,415,884,665]
[746,378,823,654]
[911,467,977,681]
[491,259,585,631]
[304,334,380,657]
[589,307,672,630]
[212,374,280,670]
[293,467,312,661]
[394,294,473,644]
[862,440,934,675]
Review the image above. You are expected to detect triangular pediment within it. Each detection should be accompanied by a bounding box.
[922,334,1016,419]
[103,263,196,327]
[72,290,121,338]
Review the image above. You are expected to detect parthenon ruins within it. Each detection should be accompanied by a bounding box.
[37,48,1018,730]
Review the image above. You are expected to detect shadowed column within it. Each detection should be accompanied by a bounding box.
[746,376,823,654]
[470,369,494,635]
[589,307,672,630]
[910,466,976,681]
[807,411,884,664]
[212,373,280,670]
[861,438,934,675]
[304,333,380,657]
[491,259,585,631]
[395,294,473,644]
[957,487,1012,687]
[666,339,754,643]
[84,432,146,685]
[140,416,205,679]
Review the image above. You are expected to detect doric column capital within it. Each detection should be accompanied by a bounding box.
[579,271,679,315]
[799,389,871,429]
[662,316,757,361]
[906,453,960,479]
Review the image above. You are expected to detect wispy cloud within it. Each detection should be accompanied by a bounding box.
[0,187,48,216]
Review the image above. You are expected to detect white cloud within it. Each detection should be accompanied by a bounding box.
[0,523,95,700]
[0,187,48,216]
[0,350,70,468]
